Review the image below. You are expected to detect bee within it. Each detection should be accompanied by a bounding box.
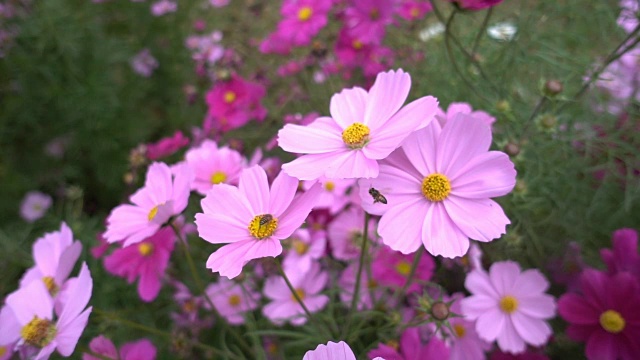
[257,214,274,236]
[368,187,387,205]
[311,41,328,59]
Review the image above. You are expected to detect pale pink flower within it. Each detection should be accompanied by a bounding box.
[283,228,326,273]
[20,191,52,222]
[1,263,92,359]
[195,166,322,278]
[278,69,438,180]
[369,327,450,359]
[130,48,158,77]
[263,262,328,325]
[461,261,556,354]
[210,0,229,7]
[83,336,157,360]
[436,102,496,128]
[327,205,378,261]
[343,0,396,45]
[185,139,245,195]
[303,177,355,214]
[151,0,176,16]
[363,114,516,258]
[445,293,492,360]
[104,162,192,247]
[204,278,259,325]
[303,341,356,360]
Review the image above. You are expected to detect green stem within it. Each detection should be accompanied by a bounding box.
[471,7,493,55]
[395,250,424,302]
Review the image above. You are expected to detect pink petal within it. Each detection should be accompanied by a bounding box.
[461,295,497,320]
[54,241,83,286]
[401,124,439,176]
[206,239,283,279]
[324,150,379,179]
[200,184,253,225]
[6,281,53,324]
[511,269,550,297]
[585,330,618,360]
[329,87,368,128]
[303,341,356,360]
[436,114,492,176]
[0,305,21,346]
[303,295,329,313]
[238,166,270,214]
[138,265,162,302]
[171,162,194,214]
[364,69,411,131]
[379,198,426,254]
[144,162,173,205]
[57,263,92,330]
[56,307,92,356]
[557,293,600,325]
[421,202,469,257]
[263,277,290,301]
[511,312,552,346]
[489,261,521,296]
[195,213,251,244]
[475,308,506,342]
[277,123,345,154]
[276,182,322,238]
[268,171,299,217]
[282,152,347,181]
[449,151,516,199]
[35,343,57,360]
[496,318,526,354]
[517,295,556,319]
[443,197,510,242]
[464,270,499,298]
[120,339,157,360]
[86,335,118,360]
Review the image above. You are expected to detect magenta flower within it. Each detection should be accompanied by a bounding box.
[334,29,394,78]
[600,228,640,280]
[20,191,52,222]
[145,131,190,160]
[369,327,450,359]
[327,205,378,261]
[558,269,640,360]
[397,1,432,21]
[104,162,192,247]
[343,0,395,45]
[195,166,322,278]
[1,263,92,359]
[282,228,327,274]
[204,277,259,325]
[104,227,175,302]
[279,69,438,180]
[83,336,157,360]
[185,139,246,195]
[372,246,434,294]
[364,114,516,257]
[461,261,556,354]
[436,102,496,128]
[338,262,386,310]
[205,75,267,132]
[490,349,550,360]
[263,262,328,325]
[303,341,356,360]
[275,0,332,47]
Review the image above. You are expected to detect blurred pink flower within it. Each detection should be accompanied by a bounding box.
[452,0,505,10]
[369,327,450,359]
[273,0,332,47]
[343,0,395,45]
[204,277,259,325]
[365,114,516,258]
[185,139,245,195]
[130,48,158,77]
[146,131,190,160]
[338,261,386,310]
[334,29,395,78]
[600,228,640,280]
[83,336,157,360]
[90,232,111,259]
[263,262,328,325]
[210,0,229,7]
[279,69,438,180]
[20,191,52,222]
[372,246,434,294]
[104,162,192,247]
[195,166,321,278]
[283,228,327,274]
[547,241,584,291]
[151,0,177,16]
[397,0,432,21]
[461,261,556,354]
[436,102,496,128]
[558,269,640,360]
[205,75,267,132]
[327,205,378,261]
[302,177,354,214]
[445,293,492,360]
[104,227,175,302]
[618,0,639,33]
[490,349,550,360]
[303,341,356,360]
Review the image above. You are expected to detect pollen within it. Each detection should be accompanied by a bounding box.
[21,316,56,348]
[499,295,518,314]
[292,239,309,255]
[138,242,154,256]
[148,205,159,221]
[297,6,313,21]
[210,171,227,184]
[42,276,59,296]
[223,91,237,103]
[248,214,278,239]
[453,324,466,338]
[291,288,306,301]
[600,310,625,333]
[352,39,363,50]
[0,346,6,357]
[421,173,451,202]
[324,181,335,191]
[395,261,412,276]
[228,294,242,307]
[342,123,370,149]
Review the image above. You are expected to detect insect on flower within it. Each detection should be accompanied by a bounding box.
[369,187,387,204]
[258,214,274,234]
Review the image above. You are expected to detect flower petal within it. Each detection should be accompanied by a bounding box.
[517,295,556,319]
[200,183,253,224]
[557,293,600,325]
[436,114,492,176]
[401,124,439,176]
[364,69,411,131]
[421,202,469,258]
[511,312,552,346]
[475,308,506,342]
[195,213,250,244]
[511,269,550,297]
[324,150,379,179]
[268,170,299,217]
[443,197,510,243]
[206,239,283,279]
[449,151,516,199]
[329,87,368,128]
[378,197,426,254]
[55,307,92,356]
[239,166,270,214]
[276,182,322,239]
[278,122,345,154]
[282,152,346,181]
[489,261,521,297]
[465,270,499,298]
[461,294,498,320]
[496,317,526,353]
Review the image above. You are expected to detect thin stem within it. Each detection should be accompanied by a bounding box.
[471,7,493,55]
[395,250,424,302]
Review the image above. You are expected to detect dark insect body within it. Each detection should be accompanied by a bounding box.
[368,187,388,204]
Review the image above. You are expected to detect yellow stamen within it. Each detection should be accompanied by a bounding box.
[409,7,420,18]
[324,181,335,191]
[0,346,6,357]
[352,40,363,50]
[20,316,56,348]
[42,276,59,296]
[342,123,370,149]
[292,239,309,255]
[421,173,451,202]
[138,243,154,256]
[369,8,380,20]
[395,261,412,276]
[600,310,625,333]
[367,279,378,289]
[291,288,306,301]
[223,91,237,103]
[298,6,313,21]
[499,295,518,314]
[183,299,196,313]
[453,324,466,338]
[248,214,278,239]
[228,294,242,307]
[148,205,159,221]
[210,171,227,184]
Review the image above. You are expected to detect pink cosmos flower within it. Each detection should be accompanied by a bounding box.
[186,31,225,67]
[362,114,516,258]
[170,282,213,331]
[1,263,92,359]
[397,1,432,21]
[279,69,438,180]
[146,131,190,160]
[204,277,260,325]
[195,165,322,278]
[369,327,450,359]
[283,228,326,273]
[20,191,52,222]
[83,336,157,360]
[263,262,328,326]
[558,269,640,360]
[436,102,496,128]
[600,228,640,280]
[338,262,386,310]
[104,227,175,302]
[618,0,639,33]
[151,0,177,16]
[327,205,378,261]
[259,32,293,55]
[445,293,492,360]
[130,48,158,77]
[104,162,192,247]
[185,139,245,195]
[343,0,396,45]
[205,75,267,132]
[303,177,355,214]
[303,341,358,360]
[333,29,394,78]
[372,246,434,294]
[210,0,229,7]
[461,261,556,354]
[274,0,332,47]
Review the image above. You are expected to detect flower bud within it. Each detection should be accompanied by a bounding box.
[544,79,563,97]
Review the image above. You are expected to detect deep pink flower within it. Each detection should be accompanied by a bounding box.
[303,341,357,360]
[104,162,192,247]
[490,349,550,360]
[83,336,157,360]
[195,166,321,278]
[283,228,326,274]
[372,246,434,294]
[436,102,496,128]
[146,131,190,160]
[259,32,293,55]
[205,75,267,132]
[452,0,505,10]
[204,278,259,325]
[362,114,516,258]
[558,269,640,360]
[334,29,394,78]
[104,227,176,302]
[343,0,396,45]
[338,262,386,310]
[20,191,52,222]
[397,0,432,21]
[461,261,556,354]
[327,205,378,261]
[185,139,246,195]
[263,262,328,325]
[368,327,450,359]
[275,0,332,47]
[279,69,438,180]
[600,228,640,280]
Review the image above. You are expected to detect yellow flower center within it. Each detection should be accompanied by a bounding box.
[0,346,6,357]
[342,123,370,149]
[600,310,625,333]
[21,316,56,348]
[386,340,399,351]
[369,8,380,20]
[352,40,363,50]
[421,173,451,202]
[248,214,278,239]
[499,295,518,314]
[291,288,306,301]
[453,324,466,338]
[410,7,420,18]
[183,299,196,313]
[267,343,278,354]
[138,243,154,256]
[367,279,378,289]
[292,239,309,255]
[210,171,227,184]
[228,294,242,307]
[395,261,412,276]
[42,276,59,296]
[324,181,335,191]
[298,6,313,21]
[148,205,159,221]
[223,91,237,103]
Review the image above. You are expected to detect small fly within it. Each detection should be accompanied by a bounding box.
[257,214,274,235]
[368,187,387,205]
